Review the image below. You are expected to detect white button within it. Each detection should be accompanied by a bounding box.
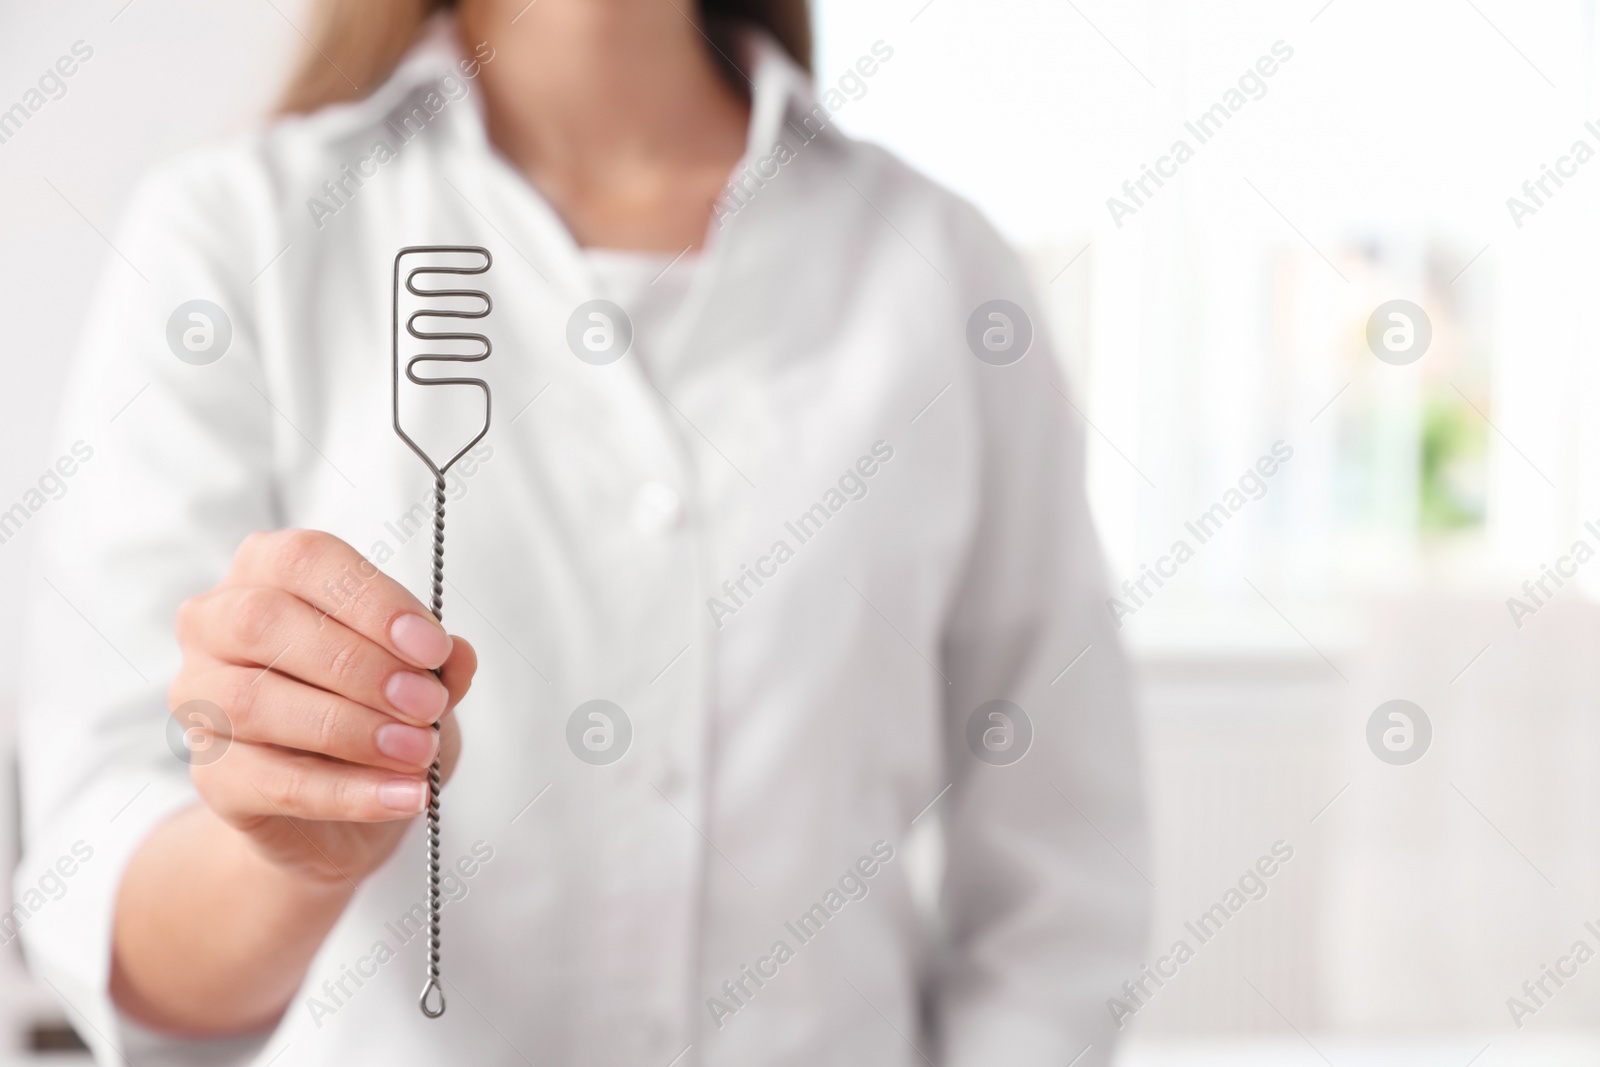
[632,481,683,535]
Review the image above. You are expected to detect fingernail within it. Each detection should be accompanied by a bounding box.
[376,722,438,765]
[385,671,449,721]
[378,778,427,813]
[390,613,452,668]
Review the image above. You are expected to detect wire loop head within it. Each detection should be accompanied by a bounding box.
[392,245,494,479]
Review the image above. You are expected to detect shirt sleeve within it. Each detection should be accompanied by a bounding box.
[14,148,282,1066]
[935,212,1151,1067]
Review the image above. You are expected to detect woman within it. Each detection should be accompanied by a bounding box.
[18,0,1148,1063]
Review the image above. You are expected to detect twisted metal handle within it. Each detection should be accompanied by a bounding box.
[417,474,446,1020]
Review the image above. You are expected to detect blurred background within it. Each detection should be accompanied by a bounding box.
[4,0,1600,1063]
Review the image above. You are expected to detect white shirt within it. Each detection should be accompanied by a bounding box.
[16,23,1149,1067]
[585,247,701,378]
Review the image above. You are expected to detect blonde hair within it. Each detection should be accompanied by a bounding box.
[277,0,810,115]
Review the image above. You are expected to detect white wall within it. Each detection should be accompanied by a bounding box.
[0,0,305,711]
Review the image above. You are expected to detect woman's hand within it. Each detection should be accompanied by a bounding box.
[169,528,477,887]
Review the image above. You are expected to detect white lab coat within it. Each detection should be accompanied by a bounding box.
[15,23,1149,1067]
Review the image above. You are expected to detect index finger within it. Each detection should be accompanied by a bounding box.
[229,529,454,670]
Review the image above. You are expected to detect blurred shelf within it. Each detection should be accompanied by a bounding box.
[1116,1033,1600,1066]
[1120,598,1362,668]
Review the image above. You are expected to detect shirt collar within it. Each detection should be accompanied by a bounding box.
[366,18,819,312]
[730,27,822,159]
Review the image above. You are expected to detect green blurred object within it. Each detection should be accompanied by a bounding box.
[1419,391,1487,533]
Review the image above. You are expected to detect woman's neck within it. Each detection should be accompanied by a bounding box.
[458,0,752,251]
